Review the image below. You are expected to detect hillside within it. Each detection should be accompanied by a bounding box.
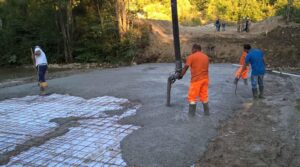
[136,16,300,69]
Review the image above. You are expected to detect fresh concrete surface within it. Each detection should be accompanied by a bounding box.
[0,64,269,166]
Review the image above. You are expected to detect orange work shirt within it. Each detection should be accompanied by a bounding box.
[239,51,248,65]
[186,51,209,83]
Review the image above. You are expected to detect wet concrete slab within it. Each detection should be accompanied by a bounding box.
[0,63,293,167]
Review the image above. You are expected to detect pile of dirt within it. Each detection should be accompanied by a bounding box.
[137,17,300,69]
[261,26,300,68]
[192,26,300,68]
[250,16,285,34]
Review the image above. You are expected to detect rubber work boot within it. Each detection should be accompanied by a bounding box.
[252,88,258,99]
[189,103,196,116]
[234,78,239,85]
[203,103,210,116]
[244,79,248,85]
[39,83,46,96]
[259,86,264,99]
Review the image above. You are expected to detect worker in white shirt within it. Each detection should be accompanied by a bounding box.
[32,46,48,96]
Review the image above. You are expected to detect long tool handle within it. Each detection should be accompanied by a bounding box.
[31,48,35,67]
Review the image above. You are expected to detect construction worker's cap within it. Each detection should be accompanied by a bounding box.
[34,46,42,53]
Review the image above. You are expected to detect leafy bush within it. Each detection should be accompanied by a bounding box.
[0,0,150,66]
[115,22,150,64]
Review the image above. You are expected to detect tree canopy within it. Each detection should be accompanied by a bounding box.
[0,0,150,66]
[129,0,300,23]
[0,0,299,66]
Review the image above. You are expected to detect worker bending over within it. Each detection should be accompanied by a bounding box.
[234,44,251,85]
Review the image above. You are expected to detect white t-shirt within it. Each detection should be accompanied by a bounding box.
[35,48,48,66]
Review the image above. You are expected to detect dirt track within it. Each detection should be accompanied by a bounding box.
[138,17,300,69]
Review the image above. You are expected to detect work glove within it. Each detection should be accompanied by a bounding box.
[178,74,183,80]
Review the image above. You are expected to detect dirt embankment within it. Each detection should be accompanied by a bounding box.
[137,17,300,69]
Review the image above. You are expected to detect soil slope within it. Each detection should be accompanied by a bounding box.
[137,16,300,69]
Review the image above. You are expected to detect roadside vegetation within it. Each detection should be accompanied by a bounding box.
[0,0,299,66]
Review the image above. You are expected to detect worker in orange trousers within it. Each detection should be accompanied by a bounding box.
[234,44,251,85]
[179,44,210,116]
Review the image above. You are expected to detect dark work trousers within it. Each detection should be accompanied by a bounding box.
[251,75,264,89]
[37,64,48,82]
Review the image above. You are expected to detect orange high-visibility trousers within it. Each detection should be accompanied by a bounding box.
[235,66,249,79]
[188,79,209,103]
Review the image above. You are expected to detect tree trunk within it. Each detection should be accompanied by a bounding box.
[0,18,2,30]
[56,1,73,63]
[66,0,73,62]
[286,0,293,23]
[116,0,127,39]
[95,0,104,31]
[57,6,69,63]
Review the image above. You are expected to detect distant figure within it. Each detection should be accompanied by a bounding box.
[244,18,250,32]
[32,46,48,96]
[241,18,246,32]
[240,48,266,99]
[222,22,226,31]
[215,18,221,32]
[237,17,241,32]
[179,44,210,116]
